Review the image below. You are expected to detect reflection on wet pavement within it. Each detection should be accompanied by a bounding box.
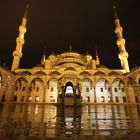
[0,104,140,140]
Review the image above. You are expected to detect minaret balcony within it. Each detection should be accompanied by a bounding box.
[115,26,123,33]
[116,38,125,46]
[19,26,27,33]
[118,52,128,59]
[13,51,23,57]
[16,37,25,44]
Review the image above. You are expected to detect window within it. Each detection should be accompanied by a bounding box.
[101,96,105,102]
[28,96,32,102]
[100,88,103,92]
[22,87,26,91]
[2,95,5,102]
[123,96,127,103]
[114,88,117,92]
[108,96,111,102]
[51,87,54,92]
[115,96,119,102]
[86,87,89,92]
[13,96,17,102]
[135,96,138,103]
[86,96,90,102]
[50,96,55,102]
[20,96,24,102]
[35,96,39,102]
[36,87,40,92]
[122,88,125,92]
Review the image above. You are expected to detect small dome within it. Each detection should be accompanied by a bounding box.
[49,53,57,61]
[49,53,56,57]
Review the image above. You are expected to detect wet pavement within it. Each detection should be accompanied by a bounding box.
[0,104,140,140]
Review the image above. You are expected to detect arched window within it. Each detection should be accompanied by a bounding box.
[14,77,28,91]
[112,78,125,92]
[96,78,110,103]
[65,82,74,97]
[30,78,44,92]
[4,76,12,87]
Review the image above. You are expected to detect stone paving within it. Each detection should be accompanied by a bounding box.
[0,104,140,140]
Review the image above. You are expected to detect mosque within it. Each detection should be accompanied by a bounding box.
[0,4,140,105]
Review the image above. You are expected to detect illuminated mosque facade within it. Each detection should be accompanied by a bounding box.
[0,5,140,105]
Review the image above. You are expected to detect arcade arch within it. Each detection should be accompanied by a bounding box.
[28,78,44,102]
[96,78,110,103]
[45,78,58,103]
[1,76,12,102]
[13,77,28,102]
[81,78,94,103]
[64,82,74,97]
[112,78,127,103]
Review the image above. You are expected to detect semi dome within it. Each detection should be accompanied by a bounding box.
[32,64,44,69]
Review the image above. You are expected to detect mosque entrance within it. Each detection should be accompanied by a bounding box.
[63,82,75,106]
[58,82,82,106]
[65,82,74,97]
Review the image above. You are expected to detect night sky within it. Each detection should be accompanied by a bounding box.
[0,0,140,70]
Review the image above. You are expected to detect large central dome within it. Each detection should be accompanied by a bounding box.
[55,51,86,66]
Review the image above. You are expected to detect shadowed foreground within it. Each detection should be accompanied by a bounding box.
[0,104,140,140]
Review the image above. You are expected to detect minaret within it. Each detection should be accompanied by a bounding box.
[41,47,46,64]
[11,4,28,71]
[95,46,100,65]
[114,5,130,72]
[69,45,72,52]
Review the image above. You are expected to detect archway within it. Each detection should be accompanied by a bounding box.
[96,78,110,103]
[81,78,93,103]
[1,76,12,102]
[29,78,44,103]
[45,78,58,103]
[64,82,74,97]
[59,81,81,106]
[14,77,28,102]
[112,78,126,103]
[127,77,137,103]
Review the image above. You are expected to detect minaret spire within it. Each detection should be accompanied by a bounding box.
[113,5,118,19]
[114,5,130,73]
[69,45,72,52]
[95,46,100,65]
[11,2,28,71]
[23,2,29,19]
[41,47,46,64]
